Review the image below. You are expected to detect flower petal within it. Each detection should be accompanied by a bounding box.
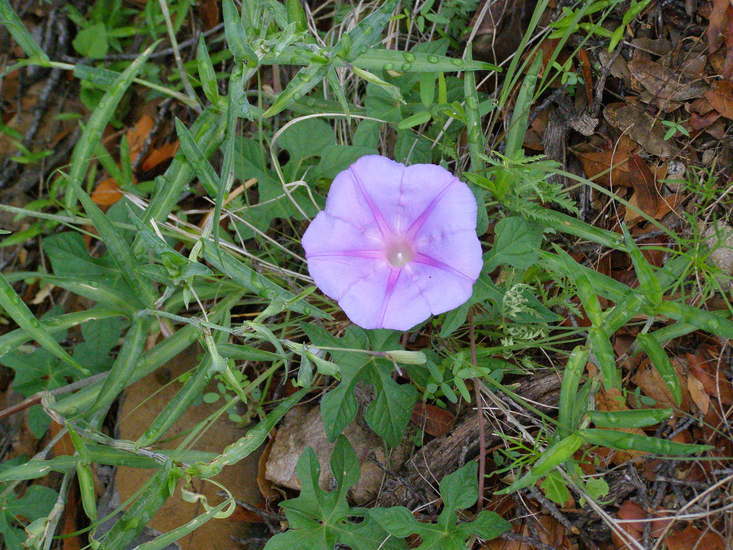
[399,261,476,317]
[337,264,395,329]
[302,211,382,257]
[407,170,478,239]
[414,228,483,282]
[324,155,402,234]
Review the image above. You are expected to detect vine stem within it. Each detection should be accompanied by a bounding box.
[469,311,487,512]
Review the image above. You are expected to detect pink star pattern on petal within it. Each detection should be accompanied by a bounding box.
[302,155,482,330]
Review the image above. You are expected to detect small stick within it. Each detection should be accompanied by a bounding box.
[158,0,201,112]
[0,372,107,420]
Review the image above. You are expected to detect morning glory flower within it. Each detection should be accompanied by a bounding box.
[302,155,482,331]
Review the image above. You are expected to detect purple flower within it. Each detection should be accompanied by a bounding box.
[302,155,482,330]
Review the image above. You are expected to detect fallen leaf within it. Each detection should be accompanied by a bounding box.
[707,0,730,52]
[665,525,725,550]
[410,403,456,437]
[125,114,154,164]
[632,358,691,412]
[687,374,710,414]
[141,140,179,172]
[613,500,645,547]
[91,178,122,207]
[603,102,678,158]
[199,0,220,29]
[116,347,261,549]
[574,136,638,187]
[625,155,660,223]
[687,350,733,405]
[705,80,733,120]
[628,58,707,103]
[265,405,410,505]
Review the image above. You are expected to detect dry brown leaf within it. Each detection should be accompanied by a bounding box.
[613,500,645,547]
[707,0,731,52]
[625,155,660,223]
[603,102,678,158]
[125,114,154,164]
[411,403,456,437]
[665,525,725,550]
[574,136,638,187]
[628,58,707,103]
[91,178,122,207]
[705,80,733,120]
[141,140,179,172]
[199,0,220,29]
[632,358,690,412]
[116,347,261,549]
[687,351,733,405]
[687,374,710,414]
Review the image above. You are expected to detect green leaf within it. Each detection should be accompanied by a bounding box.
[73,23,108,58]
[540,471,570,505]
[278,118,336,161]
[485,216,544,271]
[371,462,509,548]
[439,461,477,513]
[267,440,404,550]
[364,365,418,447]
[0,274,87,375]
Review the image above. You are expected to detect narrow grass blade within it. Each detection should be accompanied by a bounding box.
[496,433,584,494]
[52,293,243,417]
[588,327,621,392]
[134,498,233,550]
[64,41,158,210]
[539,249,629,302]
[190,387,308,478]
[202,242,329,318]
[196,36,221,105]
[0,306,120,358]
[656,301,733,339]
[0,0,49,62]
[86,317,152,424]
[558,346,588,437]
[137,108,225,232]
[504,54,542,160]
[635,333,682,406]
[578,429,711,455]
[575,274,603,326]
[174,117,220,197]
[354,49,500,73]
[263,63,328,118]
[464,49,485,171]
[622,225,662,306]
[588,409,673,429]
[533,209,624,250]
[101,464,182,550]
[0,272,88,374]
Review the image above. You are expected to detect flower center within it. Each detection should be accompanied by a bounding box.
[385,238,414,268]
